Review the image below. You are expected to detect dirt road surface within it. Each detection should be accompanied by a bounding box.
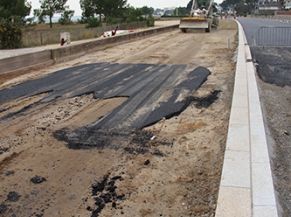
[0,20,237,217]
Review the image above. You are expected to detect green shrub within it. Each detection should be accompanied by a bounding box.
[0,19,22,49]
[146,16,155,27]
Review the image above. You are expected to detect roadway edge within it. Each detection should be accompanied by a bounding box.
[215,20,279,217]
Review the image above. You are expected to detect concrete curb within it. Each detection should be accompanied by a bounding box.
[215,21,278,217]
[0,24,178,76]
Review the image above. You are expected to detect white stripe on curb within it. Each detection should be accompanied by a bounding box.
[215,21,278,217]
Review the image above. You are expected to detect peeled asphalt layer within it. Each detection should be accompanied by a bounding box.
[0,62,210,147]
[238,17,291,86]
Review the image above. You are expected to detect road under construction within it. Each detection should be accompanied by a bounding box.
[0,20,237,217]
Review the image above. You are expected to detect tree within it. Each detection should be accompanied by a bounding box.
[39,0,68,28]
[0,0,31,48]
[34,9,45,23]
[123,6,143,22]
[220,0,255,14]
[59,9,74,24]
[0,0,31,20]
[235,2,249,16]
[220,0,240,10]
[80,0,127,23]
[102,0,127,21]
[174,7,188,16]
[140,6,154,16]
[80,0,104,21]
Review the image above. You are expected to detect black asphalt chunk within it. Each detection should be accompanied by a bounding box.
[90,175,124,217]
[4,170,15,176]
[30,176,47,184]
[0,62,211,149]
[0,203,7,214]
[144,159,150,165]
[6,191,21,202]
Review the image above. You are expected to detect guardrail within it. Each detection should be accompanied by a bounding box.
[254,26,291,46]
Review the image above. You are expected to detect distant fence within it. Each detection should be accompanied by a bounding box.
[21,21,147,47]
[254,26,291,47]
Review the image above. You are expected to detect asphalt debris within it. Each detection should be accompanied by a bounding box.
[0,203,7,214]
[90,174,125,217]
[6,191,21,202]
[55,128,171,156]
[30,176,47,184]
[4,170,14,176]
[0,147,9,155]
[131,130,154,146]
[144,159,150,165]
[193,90,222,109]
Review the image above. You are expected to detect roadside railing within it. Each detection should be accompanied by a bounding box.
[254,26,291,46]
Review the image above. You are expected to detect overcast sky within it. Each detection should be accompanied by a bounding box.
[29,0,222,16]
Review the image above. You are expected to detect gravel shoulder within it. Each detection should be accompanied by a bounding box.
[258,79,291,217]
[0,20,237,217]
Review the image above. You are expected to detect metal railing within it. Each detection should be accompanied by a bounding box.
[254,26,291,47]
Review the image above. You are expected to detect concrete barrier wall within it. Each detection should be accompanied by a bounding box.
[1,24,178,75]
[22,22,147,47]
[51,24,179,63]
[0,50,53,74]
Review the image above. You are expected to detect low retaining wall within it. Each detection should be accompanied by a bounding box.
[0,50,53,75]
[0,24,179,76]
[22,22,147,47]
[52,24,179,63]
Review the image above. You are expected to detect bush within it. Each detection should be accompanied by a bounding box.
[86,17,101,28]
[146,16,155,27]
[0,19,22,49]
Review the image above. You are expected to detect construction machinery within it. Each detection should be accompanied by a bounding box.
[179,0,218,33]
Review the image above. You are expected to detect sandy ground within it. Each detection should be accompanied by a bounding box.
[258,80,291,217]
[0,20,237,217]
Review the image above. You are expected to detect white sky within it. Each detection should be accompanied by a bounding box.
[29,0,222,16]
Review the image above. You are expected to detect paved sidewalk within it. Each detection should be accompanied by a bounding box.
[215,21,278,217]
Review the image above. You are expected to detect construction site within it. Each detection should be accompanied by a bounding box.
[0,17,237,216]
[0,0,290,216]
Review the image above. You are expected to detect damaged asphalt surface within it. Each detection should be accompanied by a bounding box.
[0,21,237,217]
[0,62,210,148]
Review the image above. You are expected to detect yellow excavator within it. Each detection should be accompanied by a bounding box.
[179,0,218,33]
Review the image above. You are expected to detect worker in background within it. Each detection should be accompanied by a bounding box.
[60,38,67,46]
[112,26,119,36]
